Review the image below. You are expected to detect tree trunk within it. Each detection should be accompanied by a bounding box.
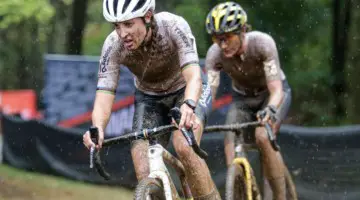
[346,0,360,123]
[331,0,351,122]
[66,0,89,55]
[16,21,28,88]
[29,19,42,92]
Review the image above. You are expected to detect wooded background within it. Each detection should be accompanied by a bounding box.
[0,0,359,126]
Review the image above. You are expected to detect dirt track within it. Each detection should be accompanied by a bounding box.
[0,165,134,200]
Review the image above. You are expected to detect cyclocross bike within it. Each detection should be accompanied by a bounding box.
[204,122,298,200]
[88,107,208,200]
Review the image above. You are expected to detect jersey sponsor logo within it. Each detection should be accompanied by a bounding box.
[100,46,112,73]
[199,83,211,108]
[184,50,196,55]
[98,74,107,78]
[183,34,197,55]
[189,34,197,52]
[174,26,191,48]
[264,59,278,76]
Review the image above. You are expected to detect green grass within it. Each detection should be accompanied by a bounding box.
[0,164,134,200]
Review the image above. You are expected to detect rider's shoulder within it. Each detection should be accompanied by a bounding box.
[206,43,222,59]
[205,44,223,68]
[246,31,277,56]
[102,30,122,51]
[103,30,120,45]
[154,12,180,21]
[246,31,276,47]
[101,30,125,63]
[154,12,190,29]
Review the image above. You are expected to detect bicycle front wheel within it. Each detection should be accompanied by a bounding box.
[225,163,248,200]
[134,178,165,200]
[226,161,261,200]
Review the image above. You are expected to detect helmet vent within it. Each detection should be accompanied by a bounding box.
[106,0,110,14]
[122,0,131,14]
[132,0,146,12]
[113,0,119,16]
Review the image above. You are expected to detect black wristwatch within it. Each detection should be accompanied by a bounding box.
[183,99,196,111]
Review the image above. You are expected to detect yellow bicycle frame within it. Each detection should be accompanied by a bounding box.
[233,157,253,200]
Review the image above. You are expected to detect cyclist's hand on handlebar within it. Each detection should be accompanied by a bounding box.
[178,104,198,130]
[256,111,270,125]
[83,128,104,150]
[256,105,277,125]
[83,131,95,149]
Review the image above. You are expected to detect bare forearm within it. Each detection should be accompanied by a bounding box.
[184,75,202,103]
[182,65,202,103]
[267,89,283,108]
[266,80,284,108]
[92,91,115,130]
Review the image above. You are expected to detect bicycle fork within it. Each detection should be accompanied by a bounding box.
[233,134,261,200]
[148,144,179,200]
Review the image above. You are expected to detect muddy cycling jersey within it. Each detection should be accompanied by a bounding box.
[97,12,199,95]
[206,31,286,93]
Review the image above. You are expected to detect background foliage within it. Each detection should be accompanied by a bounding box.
[0,0,358,126]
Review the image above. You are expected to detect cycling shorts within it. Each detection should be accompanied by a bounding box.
[225,80,292,143]
[131,79,212,147]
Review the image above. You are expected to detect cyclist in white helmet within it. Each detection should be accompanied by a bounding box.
[205,2,293,200]
[83,0,221,199]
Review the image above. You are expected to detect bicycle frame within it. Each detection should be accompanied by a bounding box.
[88,108,208,200]
[233,131,260,200]
[204,121,274,200]
[234,131,252,158]
[147,143,192,200]
[232,129,272,199]
[232,130,297,200]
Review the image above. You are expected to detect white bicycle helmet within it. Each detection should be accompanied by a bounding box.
[103,0,155,22]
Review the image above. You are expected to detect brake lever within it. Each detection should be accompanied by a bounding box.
[90,146,95,168]
[89,127,98,168]
[170,107,208,159]
[90,126,99,145]
[264,123,280,151]
[257,107,280,151]
[88,127,111,180]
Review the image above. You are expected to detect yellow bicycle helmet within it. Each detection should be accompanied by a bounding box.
[206,2,247,35]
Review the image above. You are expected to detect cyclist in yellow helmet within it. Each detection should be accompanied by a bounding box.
[205,2,292,200]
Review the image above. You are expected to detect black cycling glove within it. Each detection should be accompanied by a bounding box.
[257,105,278,124]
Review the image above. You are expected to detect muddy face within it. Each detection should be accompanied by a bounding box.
[114,18,147,51]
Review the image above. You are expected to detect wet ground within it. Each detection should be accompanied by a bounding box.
[0,164,134,200]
